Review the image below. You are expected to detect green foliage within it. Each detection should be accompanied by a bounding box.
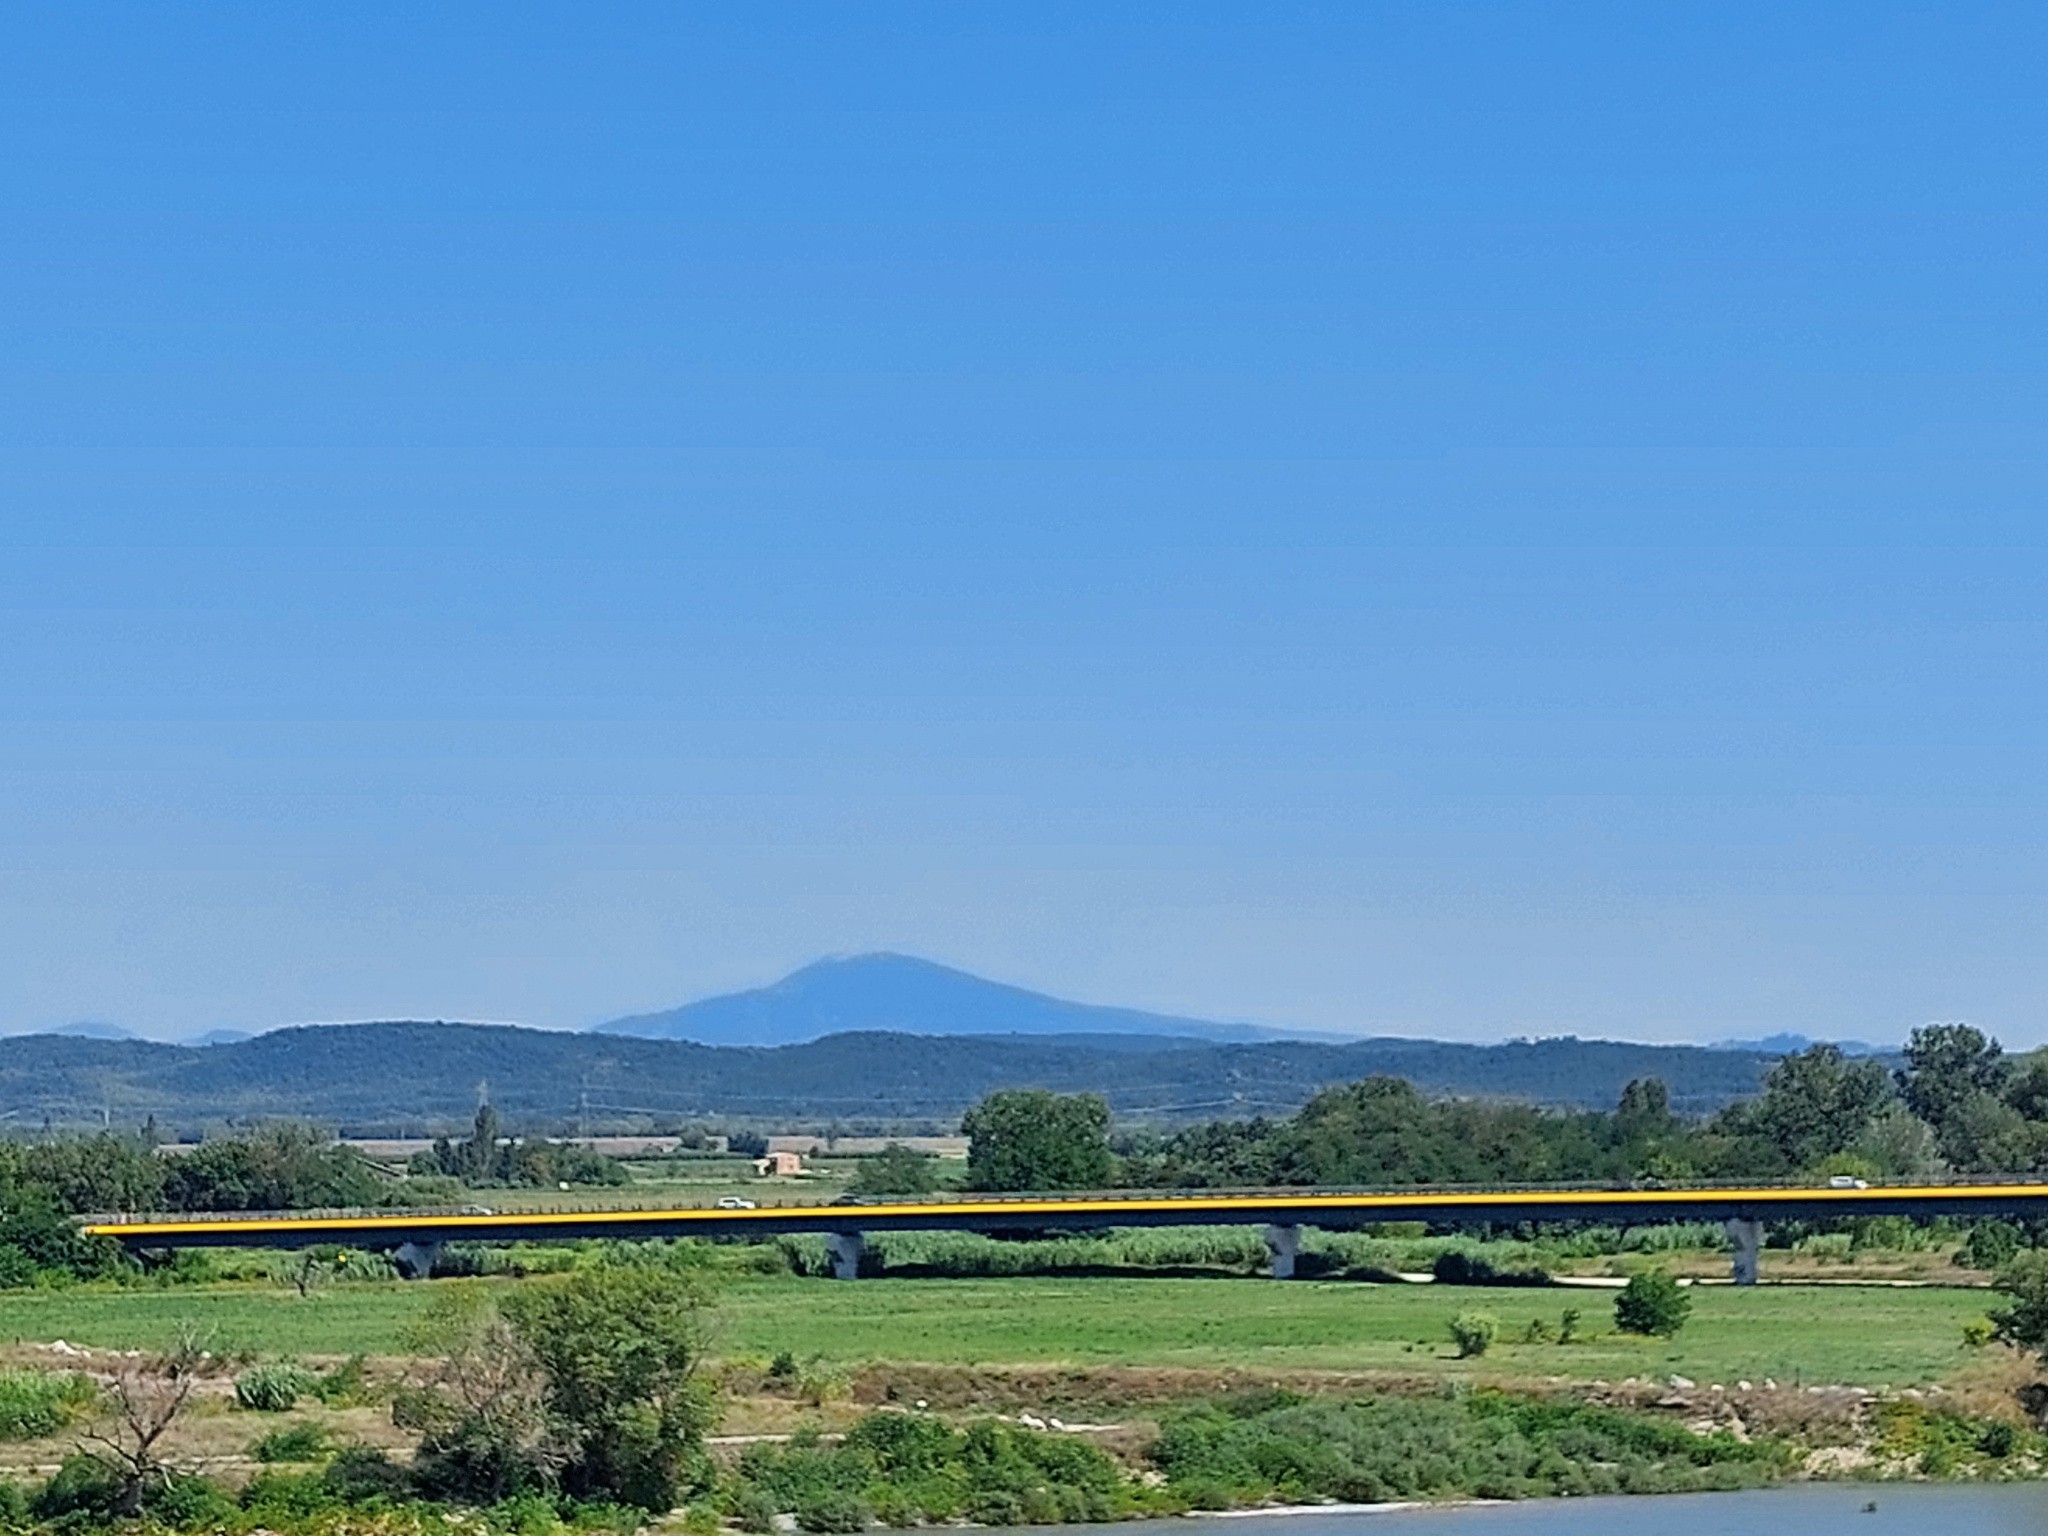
[411,1105,629,1189]
[1432,1250,1549,1287]
[1962,1316,1996,1348]
[1149,1391,1781,1503]
[1738,1046,1894,1172]
[0,1371,98,1441]
[1614,1270,1693,1337]
[502,1264,718,1510]
[1958,1220,2024,1271]
[796,1490,873,1532]
[1557,1307,1583,1344]
[253,1421,333,1462]
[163,1123,389,1212]
[31,1454,122,1522]
[0,1194,131,1286]
[1990,1250,2048,1353]
[849,1144,941,1199]
[1448,1312,1498,1358]
[311,1352,372,1406]
[235,1360,320,1412]
[1872,1397,2038,1474]
[149,1471,238,1526]
[0,1134,165,1215]
[733,1412,1128,1529]
[323,1445,412,1502]
[961,1090,1113,1192]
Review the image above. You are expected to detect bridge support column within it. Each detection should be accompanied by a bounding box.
[1263,1224,1301,1279]
[1724,1218,1762,1287]
[826,1231,866,1280]
[391,1241,441,1281]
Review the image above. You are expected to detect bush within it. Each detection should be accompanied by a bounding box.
[32,1455,122,1521]
[312,1354,371,1406]
[1614,1270,1693,1337]
[253,1422,332,1463]
[1959,1221,2024,1272]
[149,1473,237,1526]
[235,1360,319,1412]
[1433,1250,1548,1287]
[322,1445,411,1503]
[1448,1312,1499,1358]
[1963,1316,1997,1348]
[1149,1390,1778,1504]
[797,1491,873,1532]
[0,1371,98,1440]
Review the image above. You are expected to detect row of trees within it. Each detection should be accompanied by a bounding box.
[409,1106,629,1189]
[953,1024,2048,1193]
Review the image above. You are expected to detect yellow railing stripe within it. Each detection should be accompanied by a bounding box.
[81,1182,2048,1241]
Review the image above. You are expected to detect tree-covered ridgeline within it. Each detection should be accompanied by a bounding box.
[981,1024,2048,1192]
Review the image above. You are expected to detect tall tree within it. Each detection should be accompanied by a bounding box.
[1899,1024,2015,1168]
[1740,1045,1893,1171]
[961,1090,1113,1191]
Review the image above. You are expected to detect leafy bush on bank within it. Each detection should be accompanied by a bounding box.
[1149,1390,1787,1506]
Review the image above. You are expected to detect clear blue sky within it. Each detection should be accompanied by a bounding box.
[3,4,2045,1044]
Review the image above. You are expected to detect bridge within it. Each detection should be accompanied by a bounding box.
[85,1180,2048,1284]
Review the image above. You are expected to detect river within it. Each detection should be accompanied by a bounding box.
[1104,1485,2048,1536]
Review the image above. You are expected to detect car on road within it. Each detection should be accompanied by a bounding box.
[716,1196,757,1210]
[1825,1175,1869,1189]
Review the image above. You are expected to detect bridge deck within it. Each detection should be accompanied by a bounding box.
[84,1180,2048,1251]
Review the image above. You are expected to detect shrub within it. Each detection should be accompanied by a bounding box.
[149,1473,237,1526]
[32,1455,122,1521]
[1979,1420,2019,1459]
[0,1371,98,1440]
[1963,1316,1997,1349]
[1959,1221,2024,1272]
[1557,1307,1583,1344]
[322,1445,411,1502]
[1614,1270,1692,1337]
[1448,1311,1498,1358]
[797,1491,873,1532]
[1432,1250,1548,1287]
[253,1422,332,1463]
[235,1360,319,1412]
[729,1485,778,1532]
[311,1354,371,1406]
[240,1468,341,1520]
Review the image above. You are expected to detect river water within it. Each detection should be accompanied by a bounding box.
[1103,1485,2048,1536]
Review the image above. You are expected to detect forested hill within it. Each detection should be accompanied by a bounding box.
[0,1023,1780,1136]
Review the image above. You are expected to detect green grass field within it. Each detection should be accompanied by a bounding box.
[0,1274,1995,1388]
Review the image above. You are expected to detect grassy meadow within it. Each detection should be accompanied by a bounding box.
[0,1271,1997,1389]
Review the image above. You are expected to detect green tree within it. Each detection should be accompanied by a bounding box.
[849,1144,940,1198]
[961,1091,1113,1192]
[1741,1045,1892,1171]
[1614,1270,1692,1337]
[161,1124,385,1211]
[1990,1250,2048,1356]
[503,1265,717,1510]
[1615,1078,1673,1141]
[1899,1023,2009,1164]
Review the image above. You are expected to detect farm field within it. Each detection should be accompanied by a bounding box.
[0,1273,1996,1389]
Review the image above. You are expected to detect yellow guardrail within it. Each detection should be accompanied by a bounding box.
[81,1179,2048,1241]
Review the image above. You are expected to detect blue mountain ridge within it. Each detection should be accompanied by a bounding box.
[591,952,1341,1047]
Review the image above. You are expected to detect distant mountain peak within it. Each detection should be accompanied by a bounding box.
[592,952,1310,1047]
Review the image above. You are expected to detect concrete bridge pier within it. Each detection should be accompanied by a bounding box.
[1263,1223,1301,1279]
[826,1230,866,1280]
[1724,1217,1762,1286]
[391,1240,441,1281]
